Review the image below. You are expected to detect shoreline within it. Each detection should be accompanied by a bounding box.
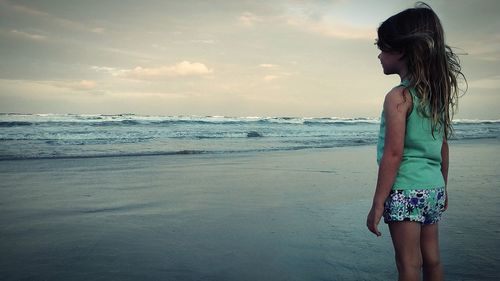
[1,137,498,163]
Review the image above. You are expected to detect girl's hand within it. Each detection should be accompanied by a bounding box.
[366,204,384,236]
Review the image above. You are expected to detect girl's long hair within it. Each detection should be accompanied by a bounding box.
[376,2,466,139]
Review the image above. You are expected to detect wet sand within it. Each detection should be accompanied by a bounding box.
[0,140,499,280]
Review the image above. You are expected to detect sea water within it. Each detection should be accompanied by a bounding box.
[1,113,499,160]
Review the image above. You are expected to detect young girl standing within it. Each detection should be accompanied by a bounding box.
[366,2,465,281]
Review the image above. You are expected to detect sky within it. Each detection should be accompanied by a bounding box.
[0,0,499,119]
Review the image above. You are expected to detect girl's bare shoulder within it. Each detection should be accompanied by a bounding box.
[384,86,412,114]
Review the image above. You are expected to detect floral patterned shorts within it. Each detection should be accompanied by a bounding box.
[383,188,446,225]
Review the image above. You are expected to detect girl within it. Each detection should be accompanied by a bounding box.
[366,2,465,281]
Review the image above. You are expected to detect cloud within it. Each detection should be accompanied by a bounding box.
[0,79,100,98]
[2,0,104,34]
[107,91,191,100]
[259,64,279,68]
[10,29,47,41]
[264,75,278,82]
[70,80,97,91]
[263,72,293,83]
[91,66,120,75]
[239,12,264,27]
[120,61,214,79]
[1,0,50,17]
[284,16,374,40]
[50,80,98,91]
[190,39,217,44]
[237,8,373,40]
[91,27,105,34]
[258,63,292,82]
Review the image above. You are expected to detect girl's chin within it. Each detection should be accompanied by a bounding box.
[383,69,396,75]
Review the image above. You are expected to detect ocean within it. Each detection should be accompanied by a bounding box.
[1,113,499,160]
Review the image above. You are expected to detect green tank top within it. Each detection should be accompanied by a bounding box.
[377,80,445,190]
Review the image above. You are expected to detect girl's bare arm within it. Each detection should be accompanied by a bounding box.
[441,137,449,210]
[367,87,411,236]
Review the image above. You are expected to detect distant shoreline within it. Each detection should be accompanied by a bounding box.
[1,112,499,122]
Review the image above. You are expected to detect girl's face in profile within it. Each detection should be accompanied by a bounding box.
[377,50,405,76]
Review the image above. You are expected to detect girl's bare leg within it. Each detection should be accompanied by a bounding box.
[421,223,444,281]
[389,221,422,281]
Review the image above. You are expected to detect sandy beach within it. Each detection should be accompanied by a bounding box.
[0,139,499,280]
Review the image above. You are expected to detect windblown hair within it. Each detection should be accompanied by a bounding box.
[376,2,466,138]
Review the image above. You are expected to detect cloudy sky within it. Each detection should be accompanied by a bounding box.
[1,0,499,118]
